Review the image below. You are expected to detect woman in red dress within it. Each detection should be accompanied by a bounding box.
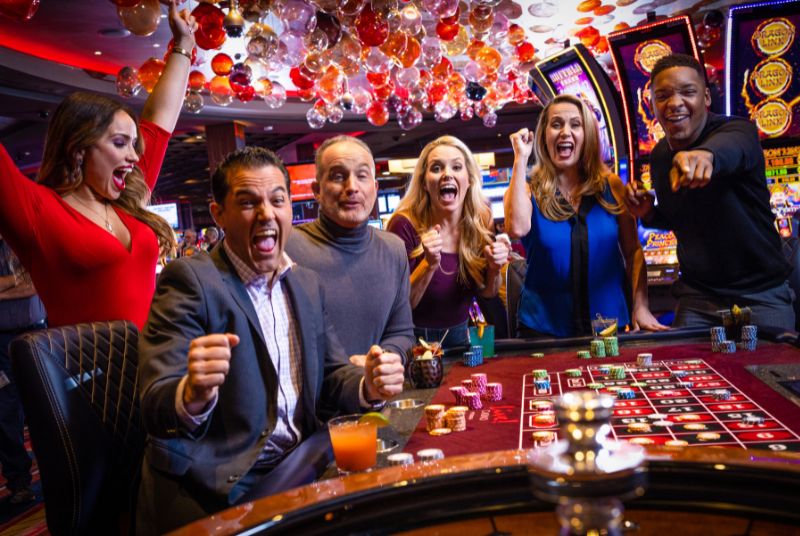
[0,1,195,329]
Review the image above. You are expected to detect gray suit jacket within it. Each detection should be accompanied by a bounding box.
[137,244,363,503]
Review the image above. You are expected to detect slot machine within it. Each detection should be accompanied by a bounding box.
[726,0,800,239]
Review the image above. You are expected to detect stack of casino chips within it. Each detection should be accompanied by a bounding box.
[712,389,731,401]
[590,339,606,358]
[417,448,445,462]
[462,378,476,394]
[636,353,653,367]
[424,404,446,432]
[603,336,619,357]
[742,414,764,426]
[609,365,626,380]
[532,369,551,391]
[719,340,737,354]
[462,348,483,367]
[463,391,482,409]
[617,388,635,400]
[449,386,467,405]
[485,382,503,401]
[740,325,758,351]
[471,373,488,397]
[387,452,414,466]
[577,350,592,359]
[710,327,726,352]
[445,406,468,431]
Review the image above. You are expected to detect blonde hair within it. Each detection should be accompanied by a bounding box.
[38,92,176,255]
[530,94,622,221]
[390,136,494,288]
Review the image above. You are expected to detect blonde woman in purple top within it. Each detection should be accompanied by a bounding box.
[387,136,509,349]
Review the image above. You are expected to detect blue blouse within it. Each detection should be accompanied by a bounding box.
[519,183,630,337]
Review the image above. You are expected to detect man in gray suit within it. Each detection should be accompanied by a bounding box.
[137,147,404,534]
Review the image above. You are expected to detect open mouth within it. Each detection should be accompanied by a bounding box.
[112,167,132,191]
[439,184,458,202]
[253,228,278,254]
[666,114,689,125]
[556,141,574,159]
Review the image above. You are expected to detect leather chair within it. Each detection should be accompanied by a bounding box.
[10,320,143,536]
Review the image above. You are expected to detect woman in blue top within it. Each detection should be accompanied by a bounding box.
[504,94,666,337]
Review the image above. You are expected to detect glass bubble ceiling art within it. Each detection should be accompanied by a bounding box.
[112,0,738,130]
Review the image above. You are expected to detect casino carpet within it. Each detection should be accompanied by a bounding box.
[0,429,47,535]
[404,342,800,456]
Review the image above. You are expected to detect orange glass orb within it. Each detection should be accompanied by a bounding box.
[507,24,525,46]
[515,41,536,63]
[594,4,616,16]
[188,70,206,91]
[467,39,485,60]
[475,46,501,73]
[436,21,459,41]
[366,100,389,126]
[211,53,233,76]
[431,57,453,79]
[428,81,447,103]
[373,81,394,101]
[399,35,421,68]
[138,57,165,93]
[367,71,390,87]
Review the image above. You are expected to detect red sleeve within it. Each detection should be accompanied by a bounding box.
[385,214,419,257]
[138,119,171,192]
[0,143,42,258]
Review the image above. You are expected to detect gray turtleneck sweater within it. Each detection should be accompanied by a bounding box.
[286,214,414,360]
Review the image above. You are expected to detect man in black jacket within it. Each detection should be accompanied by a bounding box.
[625,54,794,329]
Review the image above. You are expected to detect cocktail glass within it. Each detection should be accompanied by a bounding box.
[469,324,495,357]
[591,316,618,337]
[328,414,378,474]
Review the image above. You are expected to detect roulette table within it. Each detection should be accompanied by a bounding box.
[174,328,800,535]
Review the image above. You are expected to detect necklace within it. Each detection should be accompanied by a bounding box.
[71,195,113,233]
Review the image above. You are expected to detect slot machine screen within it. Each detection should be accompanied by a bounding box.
[764,139,800,222]
[147,203,180,229]
[609,16,699,189]
[726,0,800,139]
[286,163,316,202]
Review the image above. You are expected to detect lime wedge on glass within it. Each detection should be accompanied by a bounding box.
[359,412,389,427]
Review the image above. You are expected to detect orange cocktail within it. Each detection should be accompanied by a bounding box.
[328,414,378,473]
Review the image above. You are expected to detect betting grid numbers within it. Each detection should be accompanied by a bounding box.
[519,359,800,452]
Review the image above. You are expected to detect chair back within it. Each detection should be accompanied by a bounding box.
[10,320,143,535]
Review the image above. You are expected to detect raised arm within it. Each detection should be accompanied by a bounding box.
[610,175,667,332]
[140,0,195,132]
[504,128,534,239]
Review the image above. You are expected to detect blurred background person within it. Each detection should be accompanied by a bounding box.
[0,234,46,506]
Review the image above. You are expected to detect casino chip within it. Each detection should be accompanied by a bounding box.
[629,437,656,445]
[653,420,674,427]
[429,428,452,436]
[531,352,545,359]
[587,382,605,389]
[683,423,708,431]
[665,439,689,447]
[697,432,721,441]
[531,430,556,444]
[628,422,651,433]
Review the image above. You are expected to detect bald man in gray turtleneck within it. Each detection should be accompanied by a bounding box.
[286,136,414,362]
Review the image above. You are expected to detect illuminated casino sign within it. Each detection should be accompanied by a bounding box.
[727,3,800,139]
[634,40,672,74]
[751,17,795,57]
